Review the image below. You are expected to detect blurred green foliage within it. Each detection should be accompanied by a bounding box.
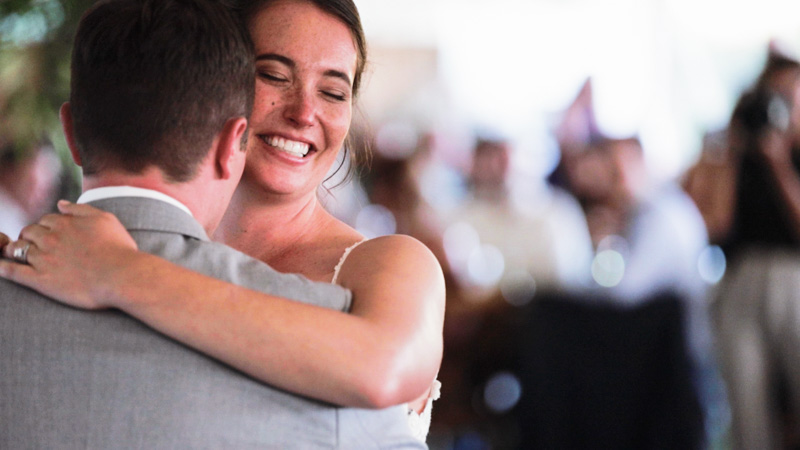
[1,0,96,192]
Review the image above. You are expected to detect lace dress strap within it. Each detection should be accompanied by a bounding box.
[331,239,367,284]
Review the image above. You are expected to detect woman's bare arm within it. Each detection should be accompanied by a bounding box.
[0,202,445,409]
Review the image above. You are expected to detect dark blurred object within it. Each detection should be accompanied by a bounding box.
[515,292,705,450]
[734,89,791,138]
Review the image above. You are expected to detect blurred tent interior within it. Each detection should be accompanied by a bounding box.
[3,0,800,190]
[357,0,800,182]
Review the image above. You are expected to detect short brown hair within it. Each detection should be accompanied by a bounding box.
[70,0,255,182]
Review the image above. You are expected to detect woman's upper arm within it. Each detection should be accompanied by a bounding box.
[336,235,446,392]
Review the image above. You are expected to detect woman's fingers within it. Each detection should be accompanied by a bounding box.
[0,240,103,310]
[38,206,100,230]
[0,256,39,285]
[0,202,138,310]
[3,238,28,262]
[17,224,51,250]
[0,233,10,251]
[37,213,70,230]
[32,204,138,254]
[57,200,104,217]
[0,231,113,310]
[0,237,40,288]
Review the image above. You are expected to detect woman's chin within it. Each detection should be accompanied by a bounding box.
[241,169,312,199]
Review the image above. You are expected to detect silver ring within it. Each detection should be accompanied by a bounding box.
[12,242,30,265]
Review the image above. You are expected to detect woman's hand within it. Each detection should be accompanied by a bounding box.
[0,201,139,309]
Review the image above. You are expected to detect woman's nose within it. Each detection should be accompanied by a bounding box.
[283,87,315,128]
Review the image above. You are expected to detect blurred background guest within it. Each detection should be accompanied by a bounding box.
[360,128,453,272]
[697,48,800,450]
[0,137,61,239]
[542,88,724,448]
[444,136,592,302]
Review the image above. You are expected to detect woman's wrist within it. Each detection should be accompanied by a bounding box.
[94,249,156,309]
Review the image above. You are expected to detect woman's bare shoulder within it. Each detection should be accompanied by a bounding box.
[341,234,443,280]
[355,234,431,253]
[336,234,446,321]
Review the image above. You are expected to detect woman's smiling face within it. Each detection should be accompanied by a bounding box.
[243,0,358,198]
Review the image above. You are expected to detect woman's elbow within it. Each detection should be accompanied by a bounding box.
[356,358,437,409]
[357,374,416,409]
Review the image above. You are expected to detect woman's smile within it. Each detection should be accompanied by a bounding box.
[260,135,313,158]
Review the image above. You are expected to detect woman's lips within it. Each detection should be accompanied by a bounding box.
[262,135,311,158]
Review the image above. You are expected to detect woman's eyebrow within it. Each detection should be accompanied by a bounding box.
[255,53,352,87]
[256,53,293,66]
[323,69,352,87]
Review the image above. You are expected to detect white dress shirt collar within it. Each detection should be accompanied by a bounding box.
[77,186,194,218]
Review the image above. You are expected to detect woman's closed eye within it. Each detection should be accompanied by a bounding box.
[322,90,347,102]
[259,71,289,83]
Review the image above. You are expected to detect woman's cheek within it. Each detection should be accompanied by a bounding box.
[325,105,352,147]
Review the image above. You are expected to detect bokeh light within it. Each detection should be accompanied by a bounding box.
[483,371,523,414]
[697,245,727,284]
[591,249,626,288]
[596,234,630,257]
[442,221,481,273]
[374,120,420,159]
[467,244,505,288]
[499,269,537,307]
[354,204,396,238]
[0,2,64,46]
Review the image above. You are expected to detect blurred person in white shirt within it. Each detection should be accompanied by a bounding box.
[0,139,62,239]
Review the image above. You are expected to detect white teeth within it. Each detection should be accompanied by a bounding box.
[266,136,310,157]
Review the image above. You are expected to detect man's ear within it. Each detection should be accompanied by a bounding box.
[213,116,249,180]
[59,102,82,167]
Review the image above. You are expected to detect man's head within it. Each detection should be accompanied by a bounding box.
[67,0,254,183]
[469,138,510,196]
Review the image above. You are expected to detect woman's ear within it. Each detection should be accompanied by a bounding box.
[213,116,249,180]
[60,102,82,167]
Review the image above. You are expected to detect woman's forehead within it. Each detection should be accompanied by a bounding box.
[249,0,357,75]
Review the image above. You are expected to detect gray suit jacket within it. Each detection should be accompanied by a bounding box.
[0,197,425,449]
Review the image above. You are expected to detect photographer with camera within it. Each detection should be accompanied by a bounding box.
[708,49,800,450]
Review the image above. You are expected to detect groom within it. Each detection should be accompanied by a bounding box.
[0,0,423,448]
